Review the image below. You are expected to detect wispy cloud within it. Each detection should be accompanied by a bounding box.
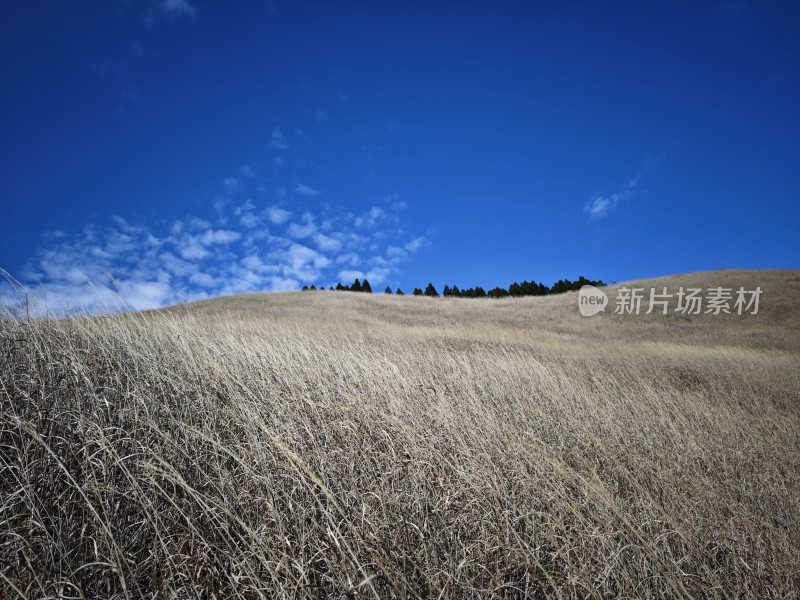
[584,174,642,220]
[269,126,289,149]
[159,0,196,18]
[223,177,244,194]
[1,180,425,315]
[143,0,197,24]
[239,165,256,178]
[265,206,292,225]
[295,183,321,198]
[354,206,386,229]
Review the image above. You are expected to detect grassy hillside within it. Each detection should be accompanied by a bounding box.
[2,270,799,598]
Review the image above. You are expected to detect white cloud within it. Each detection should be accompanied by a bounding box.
[404,237,427,253]
[287,222,316,239]
[295,183,321,197]
[160,252,196,277]
[187,217,210,230]
[268,276,300,291]
[265,206,292,225]
[241,254,279,275]
[355,206,386,228]
[240,213,261,228]
[234,200,260,228]
[199,229,241,245]
[116,280,173,310]
[336,252,360,266]
[239,165,256,178]
[584,195,614,219]
[189,272,217,288]
[269,126,288,149]
[180,244,210,261]
[2,175,427,314]
[316,110,329,123]
[313,233,342,253]
[339,270,365,283]
[386,246,408,262]
[280,244,330,283]
[365,267,390,285]
[584,173,642,220]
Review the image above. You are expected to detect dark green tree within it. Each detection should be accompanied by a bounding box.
[361,279,372,293]
[384,286,393,294]
[396,288,404,295]
[413,288,423,296]
[488,287,509,298]
[442,285,452,297]
[309,284,317,291]
[424,283,439,297]
[351,278,362,293]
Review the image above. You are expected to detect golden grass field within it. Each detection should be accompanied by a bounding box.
[1,269,799,598]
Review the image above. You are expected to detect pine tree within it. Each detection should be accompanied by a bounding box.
[413,288,423,296]
[335,283,345,291]
[351,278,362,293]
[443,285,451,297]
[309,284,317,291]
[452,285,461,297]
[361,279,372,293]
[302,285,309,291]
[424,283,439,297]
[396,288,404,295]
[384,286,393,294]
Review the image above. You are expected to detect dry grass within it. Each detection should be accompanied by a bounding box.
[1,269,799,598]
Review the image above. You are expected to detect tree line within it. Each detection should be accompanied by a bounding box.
[302,275,607,298]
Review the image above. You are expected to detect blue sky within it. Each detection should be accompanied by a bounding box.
[1,1,798,311]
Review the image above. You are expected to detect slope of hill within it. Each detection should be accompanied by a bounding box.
[2,270,799,598]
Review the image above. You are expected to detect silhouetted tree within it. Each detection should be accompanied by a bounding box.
[488,287,509,299]
[461,286,486,298]
[424,283,439,297]
[309,284,317,291]
[361,279,372,293]
[443,285,452,297]
[384,286,393,294]
[413,288,423,296]
[396,288,404,295]
[452,285,461,297]
[351,278,362,292]
[336,283,346,291]
[302,285,309,291]
[329,286,334,291]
